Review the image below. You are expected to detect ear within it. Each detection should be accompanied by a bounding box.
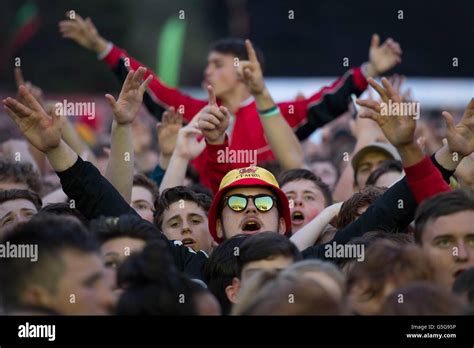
[277,217,287,235]
[225,277,241,304]
[216,219,224,239]
[20,284,54,309]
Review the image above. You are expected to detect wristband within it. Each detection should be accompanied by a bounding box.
[258,105,280,118]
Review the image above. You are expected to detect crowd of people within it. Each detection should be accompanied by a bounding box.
[0,12,473,316]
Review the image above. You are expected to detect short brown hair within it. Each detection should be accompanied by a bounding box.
[336,186,385,229]
[379,282,465,315]
[133,174,159,201]
[347,240,435,301]
[0,189,42,211]
[232,270,345,315]
[278,168,332,207]
[414,189,474,244]
[153,186,211,229]
[0,159,42,194]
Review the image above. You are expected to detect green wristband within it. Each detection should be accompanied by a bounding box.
[258,105,280,118]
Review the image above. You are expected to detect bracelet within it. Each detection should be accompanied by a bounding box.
[258,105,280,118]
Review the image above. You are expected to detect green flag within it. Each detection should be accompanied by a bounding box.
[157,17,186,87]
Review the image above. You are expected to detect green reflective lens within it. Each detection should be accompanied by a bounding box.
[254,196,274,211]
[227,195,247,211]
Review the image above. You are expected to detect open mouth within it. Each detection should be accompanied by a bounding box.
[454,269,466,277]
[181,238,196,247]
[291,211,305,224]
[241,220,261,233]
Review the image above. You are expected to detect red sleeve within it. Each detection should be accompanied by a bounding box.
[278,67,368,140]
[199,136,245,194]
[102,44,207,122]
[404,156,451,204]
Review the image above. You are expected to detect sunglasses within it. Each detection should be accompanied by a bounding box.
[224,194,276,212]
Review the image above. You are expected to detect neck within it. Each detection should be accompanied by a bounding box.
[219,85,252,113]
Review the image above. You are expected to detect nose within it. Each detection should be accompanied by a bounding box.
[455,240,469,262]
[245,198,258,214]
[181,221,192,235]
[99,272,119,314]
[204,65,213,78]
[293,195,303,207]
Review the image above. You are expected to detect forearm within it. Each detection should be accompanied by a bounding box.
[332,135,375,201]
[434,143,465,172]
[255,88,304,169]
[105,121,134,203]
[56,156,138,220]
[396,142,424,168]
[61,117,98,166]
[158,153,171,170]
[290,203,341,250]
[45,140,79,172]
[159,152,189,192]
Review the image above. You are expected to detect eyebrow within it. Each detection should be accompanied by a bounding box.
[208,58,223,64]
[432,235,454,240]
[166,215,183,222]
[0,211,13,221]
[285,190,318,195]
[189,213,205,218]
[82,271,103,287]
[103,251,120,258]
[132,199,152,205]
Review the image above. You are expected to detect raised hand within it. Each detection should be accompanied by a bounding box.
[197,85,230,144]
[442,98,474,157]
[14,68,44,105]
[156,106,183,157]
[239,39,266,95]
[175,116,206,160]
[105,67,152,125]
[356,77,416,148]
[365,34,402,77]
[59,12,107,54]
[2,86,61,153]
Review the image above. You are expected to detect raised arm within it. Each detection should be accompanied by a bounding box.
[280,34,402,140]
[59,12,207,122]
[2,85,137,219]
[104,67,152,202]
[159,109,205,191]
[290,202,342,251]
[241,39,304,169]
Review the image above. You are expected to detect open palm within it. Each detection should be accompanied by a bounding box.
[157,107,183,157]
[2,86,61,153]
[105,67,151,125]
[443,98,474,157]
[356,77,416,148]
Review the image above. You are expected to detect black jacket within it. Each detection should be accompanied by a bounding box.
[57,157,207,280]
[301,154,454,260]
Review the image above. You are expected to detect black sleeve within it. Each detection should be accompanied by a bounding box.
[57,157,208,279]
[57,157,138,220]
[168,240,208,281]
[113,58,166,121]
[431,153,456,183]
[302,155,457,260]
[295,70,365,140]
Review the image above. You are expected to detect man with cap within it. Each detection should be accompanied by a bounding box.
[207,166,292,243]
[351,142,401,190]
